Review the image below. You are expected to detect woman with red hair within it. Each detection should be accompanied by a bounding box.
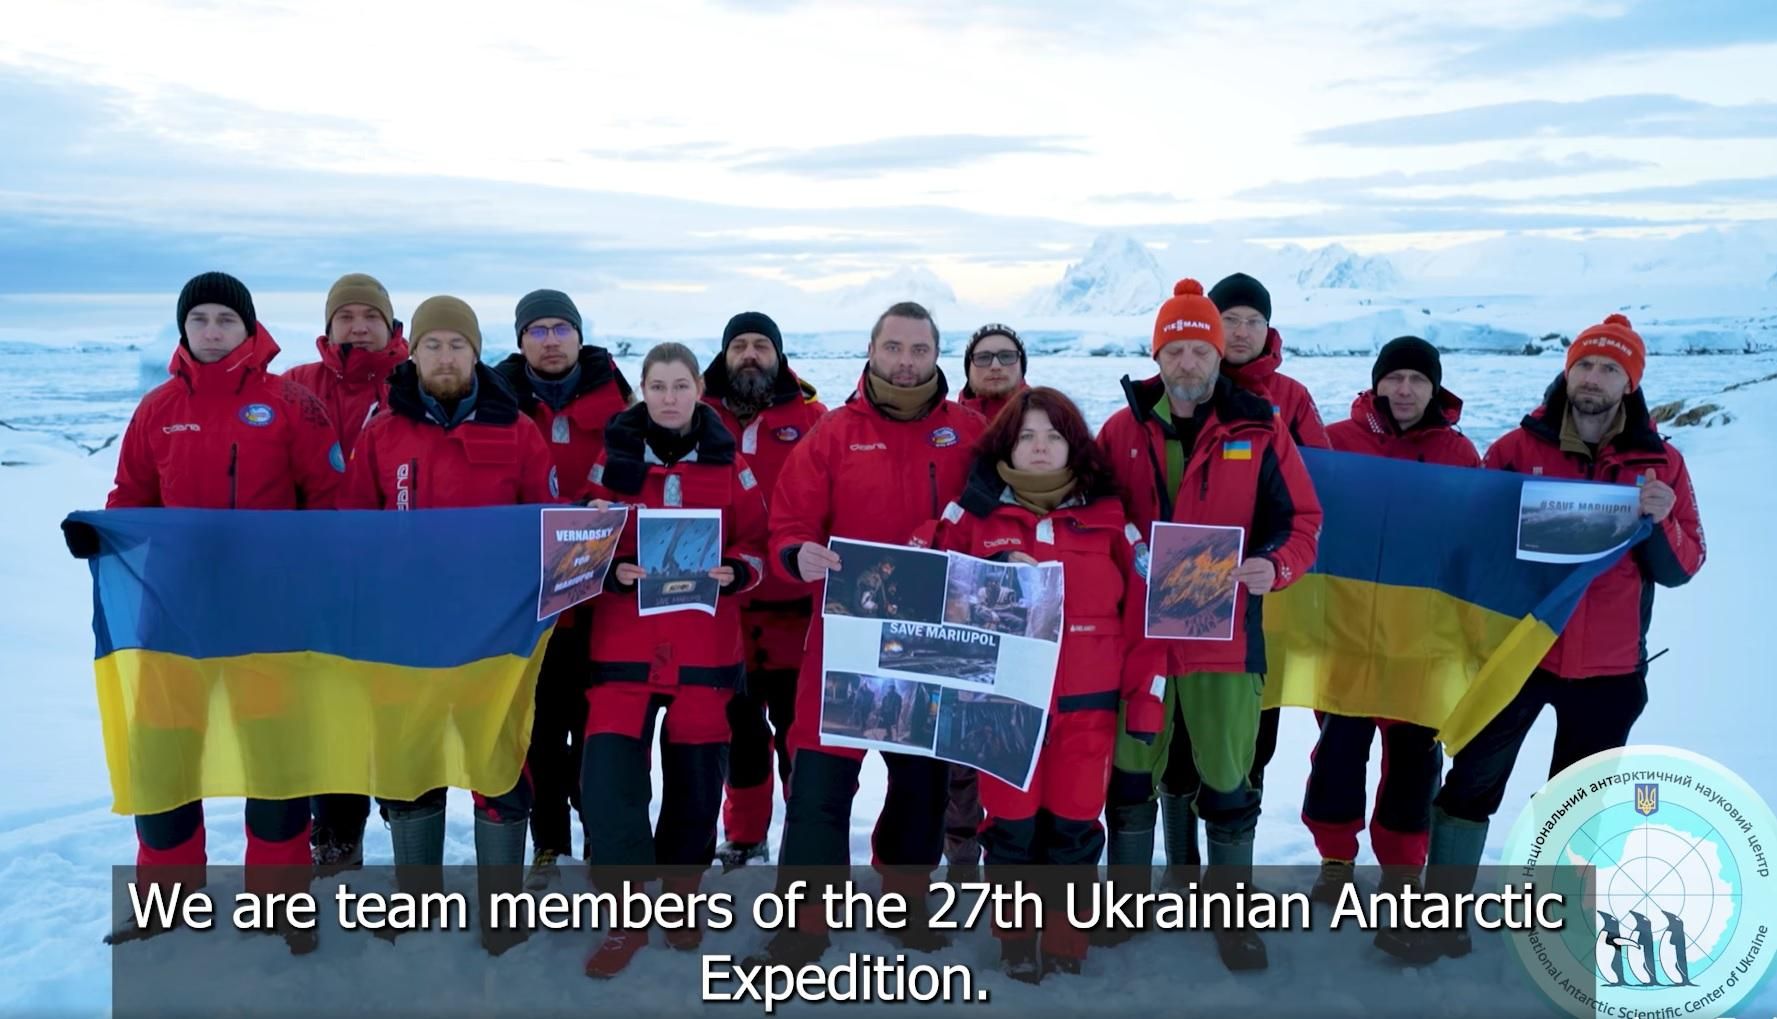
[916,386,1162,983]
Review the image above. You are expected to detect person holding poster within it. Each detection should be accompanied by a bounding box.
[339,295,556,956]
[1388,314,1706,965]
[103,271,344,953]
[917,386,1161,983]
[578,342,769,977]
[1096,279,1322,972]
[494,288,635,890]
[750,301,986,968]
[700,312,828,871]
[1305,338,1480,911]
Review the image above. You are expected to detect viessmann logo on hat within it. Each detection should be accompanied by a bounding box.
[1161,318,1213,334]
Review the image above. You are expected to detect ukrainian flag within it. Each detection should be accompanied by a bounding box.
[62,508,556,815]
[1263,449,1651,755]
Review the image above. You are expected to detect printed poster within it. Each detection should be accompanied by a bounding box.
[1516,479,1643,564]
[537,506,628,620]
[636,508,722,617]
[818,537,1064,791]
[1145,522,1245,641]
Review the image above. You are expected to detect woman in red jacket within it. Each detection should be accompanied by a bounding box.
[579,342,769,978]
[919,386,1160,984]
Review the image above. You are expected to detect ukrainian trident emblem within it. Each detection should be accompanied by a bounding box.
[1634,783,1659,817]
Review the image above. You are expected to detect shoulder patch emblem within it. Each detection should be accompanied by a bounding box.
[1134,542,1151,580]
[548,466,560,499]
[328,442,346,473]
[238,403,275,427]
[775,425,801,442]
[929,426,958,448]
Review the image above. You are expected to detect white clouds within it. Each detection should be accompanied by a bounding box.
[2,0,1774,306]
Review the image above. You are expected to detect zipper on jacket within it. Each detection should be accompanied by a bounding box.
[228,443,239,509]
[928,462,939,518]
[410,458,420,510]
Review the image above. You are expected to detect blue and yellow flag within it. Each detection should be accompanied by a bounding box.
[1263,449,1651,755]
[63,508,556,815]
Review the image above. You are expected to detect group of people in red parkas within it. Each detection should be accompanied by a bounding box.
[103,268,1703,981]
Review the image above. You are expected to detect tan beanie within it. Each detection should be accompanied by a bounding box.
[409,296,482,356]
[325,273,395,329]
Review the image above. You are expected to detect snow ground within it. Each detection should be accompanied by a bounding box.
[1,345,1771,1016]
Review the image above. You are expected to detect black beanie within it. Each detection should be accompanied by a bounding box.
[514,289,584,344]
[1372,335,1442,389]
[176,271,257,340]
[965,323,1027,377]
[1208,272,1272,322]
[722,311,784,358]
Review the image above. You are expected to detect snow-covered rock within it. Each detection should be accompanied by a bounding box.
[1029,234,1168,317]
[832,265,957,313]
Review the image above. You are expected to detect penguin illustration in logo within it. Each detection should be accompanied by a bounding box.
[1612,911,1657,986]
[1596,911,1630,986]
[1630,912,1662,985]
[1658,911,1693,986]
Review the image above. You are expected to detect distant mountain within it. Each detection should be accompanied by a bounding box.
[1029,234,1168,316]
[1289,243,1401,290]
[832,265,958,311]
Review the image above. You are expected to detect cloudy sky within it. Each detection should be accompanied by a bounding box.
[4,0,1775,309]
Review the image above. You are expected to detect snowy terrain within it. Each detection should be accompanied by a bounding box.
[1,330,1772,1015]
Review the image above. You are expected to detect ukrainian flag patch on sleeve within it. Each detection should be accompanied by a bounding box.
[1222,440,1253,461]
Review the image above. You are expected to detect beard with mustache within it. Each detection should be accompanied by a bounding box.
[1165,374,1215,407]
[422,368,473,402]
[1568,385,1620,416]
[725,361,778,419]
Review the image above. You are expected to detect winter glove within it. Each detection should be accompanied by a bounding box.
[62,520,102,560]
[1124,693,1164,745]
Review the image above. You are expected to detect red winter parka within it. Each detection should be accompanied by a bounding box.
[702,358,829,669]
[1482,376,1705,679]
[494,346,633,504]
[769,369,986,757]
[1221,328,1330,449]
[916,459,1166,717]
[108,326,343,510]
[1096,374,1323,688]
[339,361,557,510]
[283,327,410,456]
[1326,389,1482,467]
[582,402,770,690]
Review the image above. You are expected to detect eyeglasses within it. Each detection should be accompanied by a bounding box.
[970,350,1020,367]
[525,323,577,341]
[1221,314,1267,333]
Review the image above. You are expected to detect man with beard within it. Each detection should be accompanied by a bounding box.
[702,312,828,870]
[1097,279,1322,971]
[494,289,633,890]
[748,301,985,967]
[287,272,412,875]
[340,295,557,955]
[958,323,1028,422]
[1384,314,1705,965]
